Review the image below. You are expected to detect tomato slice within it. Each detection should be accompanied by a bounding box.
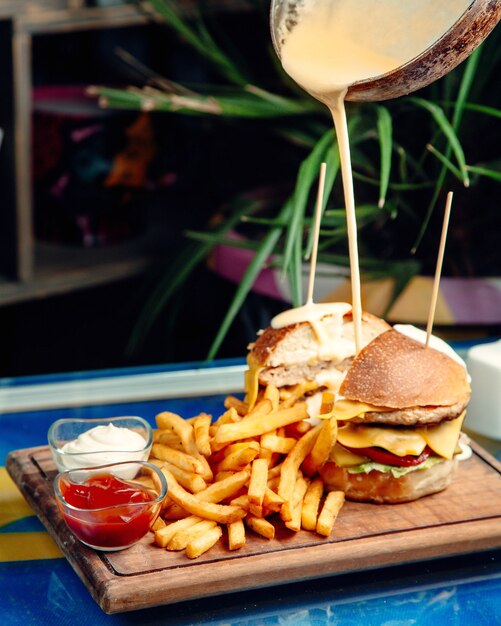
[342,445,432,467]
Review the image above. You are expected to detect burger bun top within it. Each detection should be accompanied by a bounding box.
[340,329,471,409]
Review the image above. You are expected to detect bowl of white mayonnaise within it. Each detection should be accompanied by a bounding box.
[48,416,153,472]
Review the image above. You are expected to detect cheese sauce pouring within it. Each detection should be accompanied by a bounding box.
[271,0,473,349]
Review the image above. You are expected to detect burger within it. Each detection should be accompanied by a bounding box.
[319,328,471,503]
[245,303,390,409]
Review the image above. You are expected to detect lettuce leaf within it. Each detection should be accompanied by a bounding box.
[346,456,444,479]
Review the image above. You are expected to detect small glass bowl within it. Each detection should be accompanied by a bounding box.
[54,461,167,551]
[48,416,153,472]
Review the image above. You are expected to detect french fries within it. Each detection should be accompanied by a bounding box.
[316,491,345,537]
[168,519,217,551]
[193,413,212,457]
[227,519,246,550]
[160,468,246,524]
[302,417,338,476]
[278,424,323,519]
[149,385,346,559]
[301,477,324,531]
[248,458,268,517]
[186,525,223,559]
[213,404,308,445]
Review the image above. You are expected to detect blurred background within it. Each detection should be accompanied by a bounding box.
[0,0,500,377]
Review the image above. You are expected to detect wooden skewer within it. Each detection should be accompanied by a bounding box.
[306,162,327,306]
[426,191,453,347]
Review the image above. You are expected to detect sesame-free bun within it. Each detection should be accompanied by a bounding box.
[319,458,457,504]
[340,329,471,410]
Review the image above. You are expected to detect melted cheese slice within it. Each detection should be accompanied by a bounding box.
[336,413,465,459]
[337,424,428,456]
[244,355,263,410]
[330,443,369,467]
[418,411,466,460]
[330,399,388,420]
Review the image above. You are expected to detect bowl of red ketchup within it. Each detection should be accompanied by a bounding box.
[54,461,167,551]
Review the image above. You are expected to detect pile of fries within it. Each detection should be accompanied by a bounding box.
[148,385,345,559]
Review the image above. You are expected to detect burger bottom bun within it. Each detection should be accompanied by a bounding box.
[319,458,458,504]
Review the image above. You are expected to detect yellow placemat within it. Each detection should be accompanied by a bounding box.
[0,467,62,561]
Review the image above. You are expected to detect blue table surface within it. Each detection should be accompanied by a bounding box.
[1,360,500,626]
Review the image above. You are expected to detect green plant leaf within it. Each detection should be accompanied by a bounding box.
[458,103,501,119]
[409,97,469,186]
[375,105,393,208]
[467,164,501,182]
[290,231,303,307]
[147,0,248,85]
[452,45,482,129]
[207,199,293,359]
[411,47,482,252]
[426,144,463,181]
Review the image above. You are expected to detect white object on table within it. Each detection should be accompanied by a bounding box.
[465,339,501,441]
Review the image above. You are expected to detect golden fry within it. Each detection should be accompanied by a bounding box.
[154,515,202,548]
[263,384,280,411]
[168,519,217,551]
[162,501,190,520]
[227,519,246,550]
[302,417,338,476]
[320,391,335,414]
[155,412,199,456]
[267,463,283,480]
[153,429,182,448]
[285,476,310,532]
[152,443,206,475]
[214,470,242,482]
[212,407,240,428]
[248,458,268,517]
[260,434,297,454]
[155,459,206,494]
[283,420,312,439]
[193,413,212,457]
[245,515,275,540]
[214,404,308,445]
[262,487,284,515]
[258,444,274,466]
[186,525,223,559]
[316,491,345,537]
[161,468,246,524]
[230,494,250,510]
[195,470,250,503]
[301,477,324,531]
[151,516,167,531]
[215,442,260,473]
[224,395,248,416]
[278,424,322,518]
[212,442,255,464]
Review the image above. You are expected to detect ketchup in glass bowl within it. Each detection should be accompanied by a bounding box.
[54,461,167,551]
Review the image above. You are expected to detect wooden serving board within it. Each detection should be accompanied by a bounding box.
[7,442,501,614]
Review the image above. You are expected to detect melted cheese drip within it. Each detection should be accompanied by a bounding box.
[271,302,352,360]
[330,443,370,467]
[271,302,351,329]
[329,399,389,420]
[244,354,263,409]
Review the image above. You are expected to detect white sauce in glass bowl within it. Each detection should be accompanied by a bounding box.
[59,423,148,469]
